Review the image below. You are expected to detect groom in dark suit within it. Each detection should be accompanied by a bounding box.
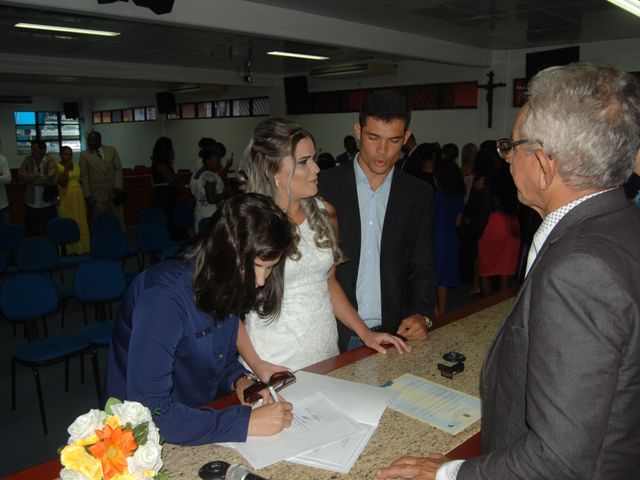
[319,90,436,352]
[378,64,640,480]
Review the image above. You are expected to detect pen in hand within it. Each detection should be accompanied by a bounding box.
[268,385,279,403]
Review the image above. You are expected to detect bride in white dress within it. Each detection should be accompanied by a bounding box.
[238,118,408,379]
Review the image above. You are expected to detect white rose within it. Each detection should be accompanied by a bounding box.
[146,420,161,444]
[67,409,106,443]
[127,441,163,475]
[110,400,152,426]
[59,468,88,480]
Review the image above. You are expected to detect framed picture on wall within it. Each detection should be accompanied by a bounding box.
[513,78,527,108]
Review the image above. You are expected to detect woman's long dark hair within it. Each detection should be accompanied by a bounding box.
[188,193,298,321]
[433,157,466,197]
[151,136,174,167]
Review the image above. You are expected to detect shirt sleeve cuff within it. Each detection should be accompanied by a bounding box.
[436,460,464,480]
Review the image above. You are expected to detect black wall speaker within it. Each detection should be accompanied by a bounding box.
[156,91,177,114]
[283,76,312,115]
[63,102,80,119]
[526,46,580,83]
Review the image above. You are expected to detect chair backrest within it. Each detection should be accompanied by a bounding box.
[138,223,171,253]
[0,273,59,321]
[73,260,126,303]
[91,229,131,260]
[140,207,167,227]
[173,204,194,229]
[16,237,58,272]
[0,223,24,252]
[132,165,150,175]
[46,217,80,246]
[91,212,122,233]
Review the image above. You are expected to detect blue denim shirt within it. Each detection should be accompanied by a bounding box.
[105,259,251,445]
[354,156,394,329]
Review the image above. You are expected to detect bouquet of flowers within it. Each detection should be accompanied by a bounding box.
[59,398,166,480]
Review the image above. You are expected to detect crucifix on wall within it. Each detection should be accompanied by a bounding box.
[478,71,506,128]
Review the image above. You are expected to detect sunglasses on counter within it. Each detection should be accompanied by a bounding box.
[243,370,296,404]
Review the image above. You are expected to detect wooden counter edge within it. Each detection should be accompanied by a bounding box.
[0,288,517,480]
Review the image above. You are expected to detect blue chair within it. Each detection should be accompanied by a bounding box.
[75,260,126,402]
[173,204,194,231]
[140,207,167,227]
[16,237,74,330]
[137,222,171,270]
[0,273,97,434]
[46,217,91,274]
[91,212,122,233]
[0,223,24,274]
[91,229,138,283]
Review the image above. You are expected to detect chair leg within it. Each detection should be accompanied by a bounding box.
[80,353,85,383]
[60,298,66,329]
[33,367,48,435]
[82,304,88,326]
[90,347,101,407]
[65,358,69,392]
[11,357,17,410]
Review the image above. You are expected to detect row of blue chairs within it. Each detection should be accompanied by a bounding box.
[0,260,126,434]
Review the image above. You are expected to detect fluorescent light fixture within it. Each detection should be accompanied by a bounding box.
[607,0,640,17]
[311,62,397,78]
[14,22,120,37]
[268,51,329,61]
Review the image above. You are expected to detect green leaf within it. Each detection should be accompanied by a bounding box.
[154,471,171,480]
[133,421,149,446]
[104,397,122,416]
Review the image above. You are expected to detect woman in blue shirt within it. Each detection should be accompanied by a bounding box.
[105,193,297,445]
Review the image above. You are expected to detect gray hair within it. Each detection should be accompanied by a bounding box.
[522,63,640,190]
[242,117,343,264]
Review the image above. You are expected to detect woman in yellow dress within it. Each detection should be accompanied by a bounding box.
[57,146,90,253]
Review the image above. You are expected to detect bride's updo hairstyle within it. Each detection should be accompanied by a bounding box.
[188,193,297,321]
[242,117,343,264]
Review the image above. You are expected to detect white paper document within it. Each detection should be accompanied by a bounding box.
[223,371,399,472]
[229,392,365,469]
[386,373,481,435]
[284,371,399,473]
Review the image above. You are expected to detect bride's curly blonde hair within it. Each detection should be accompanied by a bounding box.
[241,118,343,264]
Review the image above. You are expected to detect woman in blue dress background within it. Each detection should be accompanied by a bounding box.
[433,157,466,316]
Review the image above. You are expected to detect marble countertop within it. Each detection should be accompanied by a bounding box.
[160,298,513,479]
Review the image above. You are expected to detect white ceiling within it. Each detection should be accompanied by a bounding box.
[0,0,639,93]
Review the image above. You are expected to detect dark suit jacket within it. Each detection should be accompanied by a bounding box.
[318,162,436,352]
[460,188,640,479]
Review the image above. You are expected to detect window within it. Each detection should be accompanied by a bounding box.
[14,110,81,155]
[92,105,157,124]
[166,96,269,121]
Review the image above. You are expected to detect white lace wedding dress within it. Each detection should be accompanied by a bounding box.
[243,214,339,371]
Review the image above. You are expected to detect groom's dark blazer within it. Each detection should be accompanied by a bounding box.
[460,188,640,479]
[318,161,436,352]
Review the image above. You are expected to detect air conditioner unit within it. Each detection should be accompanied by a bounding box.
[310,62,397,78]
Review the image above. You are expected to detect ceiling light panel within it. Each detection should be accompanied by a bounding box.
[14,22,120,37]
